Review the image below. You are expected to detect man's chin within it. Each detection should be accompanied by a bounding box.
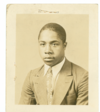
[44,60,55,67]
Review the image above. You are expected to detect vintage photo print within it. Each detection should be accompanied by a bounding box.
[6,4,98,112]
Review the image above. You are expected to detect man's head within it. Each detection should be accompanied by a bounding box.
[38,23,67,67]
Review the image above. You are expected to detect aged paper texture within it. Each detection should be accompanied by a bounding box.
[6,4,98,112]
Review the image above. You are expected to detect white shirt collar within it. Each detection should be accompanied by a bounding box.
[44,57,65,78]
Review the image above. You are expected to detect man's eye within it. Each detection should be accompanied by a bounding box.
[52,43,58,46]
[40,43,45,46]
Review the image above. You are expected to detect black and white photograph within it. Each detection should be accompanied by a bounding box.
[6,4,98,112]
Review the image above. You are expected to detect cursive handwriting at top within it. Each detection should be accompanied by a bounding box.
[38,9,59,13]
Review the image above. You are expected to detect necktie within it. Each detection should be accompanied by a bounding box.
[46,67,53,105]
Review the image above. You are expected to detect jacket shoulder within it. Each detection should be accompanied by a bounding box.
[28,65,44,78]
[72,63,88,75]
[31,66,43,74]
[71,63,88,85]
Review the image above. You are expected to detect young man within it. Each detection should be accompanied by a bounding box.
[19,23,88,105]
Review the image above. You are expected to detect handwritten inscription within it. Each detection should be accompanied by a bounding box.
[38,9,59,13]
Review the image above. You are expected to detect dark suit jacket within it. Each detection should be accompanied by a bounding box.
[19,58,88,105]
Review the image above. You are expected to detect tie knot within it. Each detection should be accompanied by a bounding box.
[47,67,52,73]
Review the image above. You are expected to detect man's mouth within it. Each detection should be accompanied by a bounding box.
[44,57,54,59]
[44,57,55,61]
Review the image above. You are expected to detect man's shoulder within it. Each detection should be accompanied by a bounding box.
[65,58,88,82]
[32,65,44,74]
[70,62,88,82]
[28,65,44,77]
[71,62,88,74]
[65,59,88,74]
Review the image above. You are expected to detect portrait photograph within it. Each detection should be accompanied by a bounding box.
[6,4,98,112]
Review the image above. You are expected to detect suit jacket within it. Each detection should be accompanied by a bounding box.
[19,58,88,105]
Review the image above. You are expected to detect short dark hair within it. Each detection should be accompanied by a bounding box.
[38,23,66,43]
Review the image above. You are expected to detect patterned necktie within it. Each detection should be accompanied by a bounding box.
[46,67,53,105]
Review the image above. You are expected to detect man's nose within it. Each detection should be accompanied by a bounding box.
[45,44,52,54]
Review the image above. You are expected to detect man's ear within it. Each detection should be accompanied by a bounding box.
[64,42,67,48]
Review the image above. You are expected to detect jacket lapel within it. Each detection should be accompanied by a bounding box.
[34,66,48,105]
[52,59,73,105]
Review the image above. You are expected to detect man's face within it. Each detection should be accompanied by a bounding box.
[38,29,66,67]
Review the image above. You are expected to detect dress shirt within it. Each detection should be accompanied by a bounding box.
[44,57,65,90]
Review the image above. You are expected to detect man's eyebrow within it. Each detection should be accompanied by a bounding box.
[39,40,59,43]
[39,41,45,42]
[50,41,59,43]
